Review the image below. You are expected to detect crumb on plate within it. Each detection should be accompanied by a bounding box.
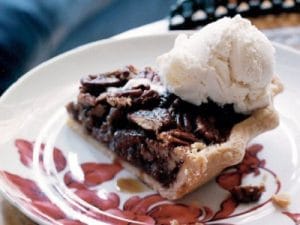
[272,193,291,208]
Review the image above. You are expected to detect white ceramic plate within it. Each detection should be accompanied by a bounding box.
[0,33,300,225]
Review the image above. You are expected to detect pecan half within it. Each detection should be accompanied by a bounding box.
[158,129,198,146]
[195,116,223,143]
[106,95,132,108]
[77,93,96,107]
[128,108,172,132]
[111,129,145,160]
[174,112,194,132]
[132,89,160,107]
[81,74,121,89]
[80,66,138,95]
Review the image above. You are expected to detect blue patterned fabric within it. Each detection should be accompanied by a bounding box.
[0,0,174,94]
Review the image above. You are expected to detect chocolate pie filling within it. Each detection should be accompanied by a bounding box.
[66,66,249,187]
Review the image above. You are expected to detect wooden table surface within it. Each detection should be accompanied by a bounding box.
[1,13,300,225]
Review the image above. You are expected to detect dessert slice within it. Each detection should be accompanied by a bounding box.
[66,16,283,200]
[66,65,282,200]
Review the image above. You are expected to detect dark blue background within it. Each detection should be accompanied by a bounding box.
[0,0,175,94]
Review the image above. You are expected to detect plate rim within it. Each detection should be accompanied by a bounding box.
[0,32,300,225]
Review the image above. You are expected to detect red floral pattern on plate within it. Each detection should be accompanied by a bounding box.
[75,189,120,210]
[64,162,122,189]
[283,212,300,225]
[1,140,283,225]
[15,139,67,172]
[3,171,48,202]
[213,144,270,220]
[2,172,83,225]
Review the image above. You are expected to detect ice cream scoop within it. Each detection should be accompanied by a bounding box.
[157,15,275,113]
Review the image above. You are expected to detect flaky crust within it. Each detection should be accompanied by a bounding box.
[67,76,283,200]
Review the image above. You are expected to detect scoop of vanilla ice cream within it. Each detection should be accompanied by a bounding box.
[157,15,275,113]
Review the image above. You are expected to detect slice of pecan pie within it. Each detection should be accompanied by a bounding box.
[66,65,282,200]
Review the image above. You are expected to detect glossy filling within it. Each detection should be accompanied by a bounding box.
[66,66,248,187]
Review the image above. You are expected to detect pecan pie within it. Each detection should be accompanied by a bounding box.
[66,66,282,200]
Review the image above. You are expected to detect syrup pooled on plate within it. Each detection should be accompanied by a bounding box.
[116,177,149,193]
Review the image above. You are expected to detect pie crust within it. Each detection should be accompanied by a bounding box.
[67,70,283,200]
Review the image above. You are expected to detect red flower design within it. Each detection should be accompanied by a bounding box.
[213,144,268,220]
[15,139,67,172]
[201,223,236,225]
[123,194,204,224]
[123,196,141,211]
[216,144,265,192]
[3,171,48,201]
[123,194,164,214]
[64,162,122,189]
[283,212,300,225]
[52,146,67,172]
[82,162,122,186]
[64,172,86,190]
[212,197,238,220]
[6,139,281,225]
[217,172,241,191]
[3,171,69,222]
[237,144,265,175]
[57,220,86,225]
[15,139,34,167]
[32,201,65,220]
[109,209,155,225]
[89,208,155,225]
[149,204,202,225]
[75,189,120,210]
